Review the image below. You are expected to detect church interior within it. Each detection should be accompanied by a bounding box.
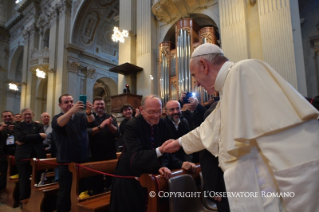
[0,0,318,119]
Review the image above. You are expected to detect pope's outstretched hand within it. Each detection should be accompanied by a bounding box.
[162,139,182,153]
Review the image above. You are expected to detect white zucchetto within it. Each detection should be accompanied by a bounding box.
[191,43,224,58]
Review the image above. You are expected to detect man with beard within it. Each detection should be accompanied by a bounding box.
[162,100,195,171]
[13,108,47,201]
[52,94,94,212]
[87,96,119,194]
[0,111,15,191]
[110,95,171,212]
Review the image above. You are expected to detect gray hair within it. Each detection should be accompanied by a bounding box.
[192,53,228,66]
[21,108,33,114]
[141,94,162,107]
[41,112,50,118]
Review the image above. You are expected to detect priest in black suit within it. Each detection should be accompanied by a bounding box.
[110,95,171,212]
[162,100,195,171]
[13,108,46,201]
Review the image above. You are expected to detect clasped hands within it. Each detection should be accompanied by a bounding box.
[159,139,182,154]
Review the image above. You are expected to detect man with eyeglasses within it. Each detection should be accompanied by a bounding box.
[110,95,171,212]
[161,100,195,172]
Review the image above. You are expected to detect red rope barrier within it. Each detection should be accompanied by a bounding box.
[76,163,139,181]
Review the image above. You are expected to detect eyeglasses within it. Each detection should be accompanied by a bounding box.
[168,107,181,112]
[142,107,162,115]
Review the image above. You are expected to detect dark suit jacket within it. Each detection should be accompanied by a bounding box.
[13,121,46,162]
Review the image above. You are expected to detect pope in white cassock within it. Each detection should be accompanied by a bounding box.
[162,43,319,212]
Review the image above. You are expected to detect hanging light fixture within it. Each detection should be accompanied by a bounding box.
[9,83,19,91]
[36,68,46,79]
[112,27,129,43]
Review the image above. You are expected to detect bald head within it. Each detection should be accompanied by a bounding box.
[165,100,181,123]
[140,95,162,125]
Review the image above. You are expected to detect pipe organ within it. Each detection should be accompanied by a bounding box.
[159,18,218,105]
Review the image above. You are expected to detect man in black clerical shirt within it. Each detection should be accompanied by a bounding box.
[162,100,196,171]
[52,94,94,212]
[14,108,47,201]
[87,96,119,194]
[0,111,15,191]
[118,103,133,148]
[110,95,171,212]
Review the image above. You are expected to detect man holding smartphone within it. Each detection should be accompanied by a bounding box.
[52,94,94,212]
[0,111,15,191]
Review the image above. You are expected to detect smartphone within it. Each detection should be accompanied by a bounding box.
[183,92,193,104]
[79,95,87,110]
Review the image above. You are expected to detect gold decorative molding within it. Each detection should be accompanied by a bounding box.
[152,0,217,24]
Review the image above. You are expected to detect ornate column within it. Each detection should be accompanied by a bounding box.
[0,27,9,112]
[20,30,30,109]
[136,0,157,95]
[258,0,302,94]
[46,7,59,116]
[219,0,249,61]
[119,0,137,94]
[55,0,71,113]
[25,24,39,110]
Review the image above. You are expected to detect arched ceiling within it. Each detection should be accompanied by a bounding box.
[72,0,119,63]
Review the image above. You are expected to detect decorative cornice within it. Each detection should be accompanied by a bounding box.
[152,0,217,24]
[57,0,72,17]
[5,14,24,30]
[67,60,81,74]
[65,43,118,67]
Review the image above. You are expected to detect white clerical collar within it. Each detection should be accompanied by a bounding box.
[215,61,235,92]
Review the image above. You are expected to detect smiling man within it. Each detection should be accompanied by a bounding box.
[13,108,47,201]
[110,95,171,212]
[0,111,15,191]
[52,94,94,212]
[163,43,319,211]
[87,96,119,194]
[162,100,195,171]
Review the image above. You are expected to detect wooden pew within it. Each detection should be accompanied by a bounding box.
[2,155,19,208]
[68,159,118,212]
[140,164,202,212]
[21,158,59,212]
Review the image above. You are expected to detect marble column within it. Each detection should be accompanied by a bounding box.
[46,8,59,116]
[219,0,249,61]
[258,0,304,94]
[25,25,39,111]
[119,0,137,94]
[136,0,157,96]
[55,0,72,113]
[0,30,9,113]
[20,30,30,109]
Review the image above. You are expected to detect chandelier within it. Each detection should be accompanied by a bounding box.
[9,83,19,91]
[36,68,46,79]
[112,27,129,43]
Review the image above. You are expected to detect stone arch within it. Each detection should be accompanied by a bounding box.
[34,78,48,120]
[93,76,118,113]
[9,45,24,81]
[43,28,50,48]
[71,0,119,63]
[161,13,220,43]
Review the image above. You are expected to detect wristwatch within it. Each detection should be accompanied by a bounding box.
[97,125,102,130]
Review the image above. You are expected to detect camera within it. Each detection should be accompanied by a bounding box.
[183,92,196,104]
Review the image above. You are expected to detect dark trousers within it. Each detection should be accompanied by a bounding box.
[16,161,32,200]
[56,165,72,212]
[57,160,89,212]
[0,160,8,190]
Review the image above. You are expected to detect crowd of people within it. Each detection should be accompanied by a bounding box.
[1,43,319,212]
